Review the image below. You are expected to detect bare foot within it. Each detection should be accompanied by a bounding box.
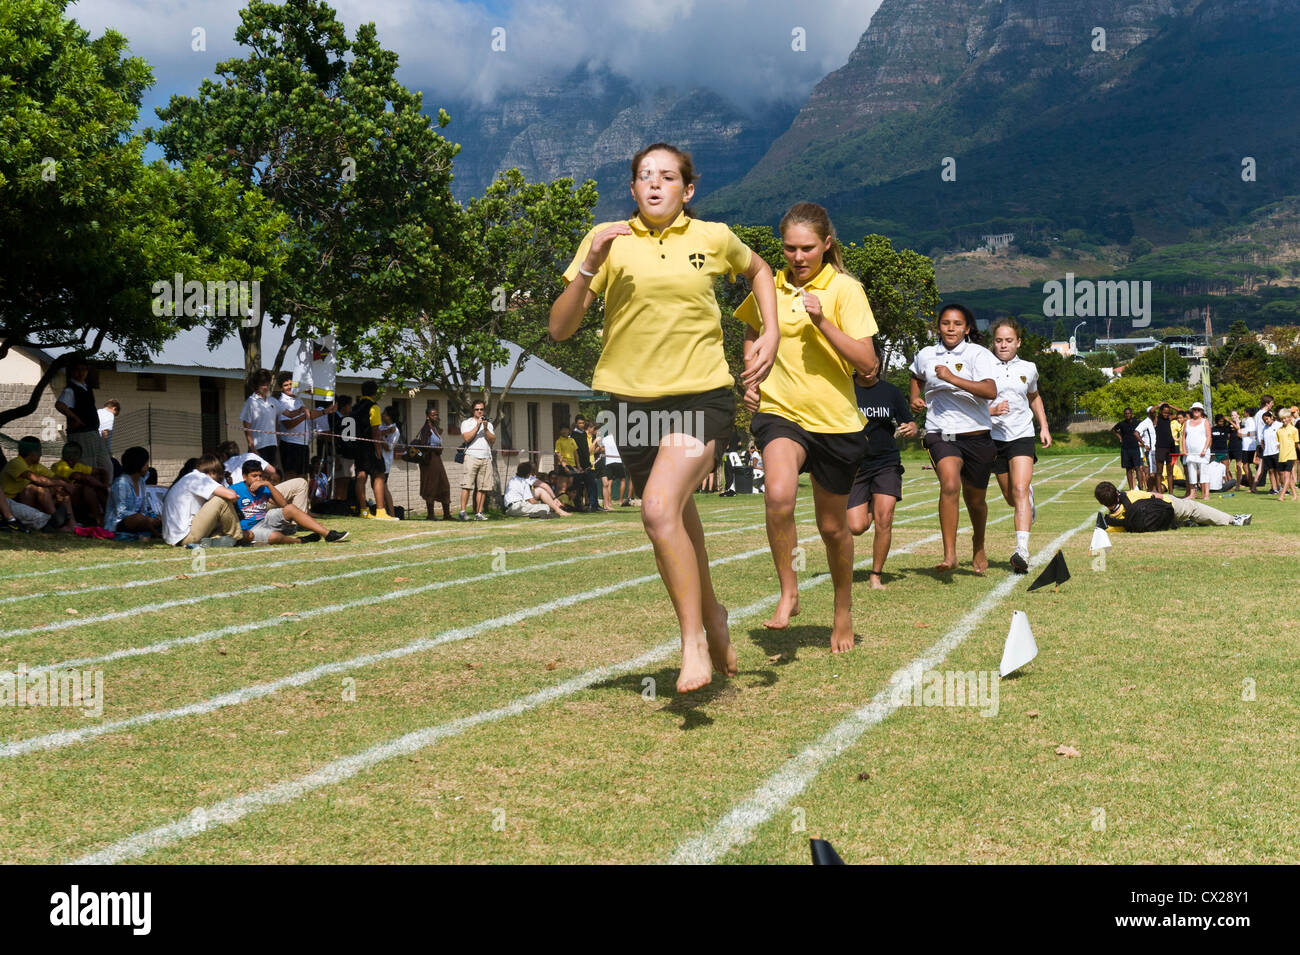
[830,607,855,654]
[676,632,713,693]
[972,548,988,574]
[869,570,886,591]
[763,594,800,629]
[934,558,957,572]
[704,605,738,677]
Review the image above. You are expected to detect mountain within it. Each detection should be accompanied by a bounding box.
[438,66,798,221]
[699,0,1300,250]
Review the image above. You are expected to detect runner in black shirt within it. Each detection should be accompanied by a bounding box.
[847,369,917,589]
[1153,402,1177,493]
[1112,407,1143,494]
[1211,414,1231,461]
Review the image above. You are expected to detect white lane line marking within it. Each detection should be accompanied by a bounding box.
[64,466,1110,863]
[667,509,1099,865]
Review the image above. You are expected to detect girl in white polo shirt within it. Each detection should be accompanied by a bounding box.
[909,304,998,573]
[987,317,1051,573]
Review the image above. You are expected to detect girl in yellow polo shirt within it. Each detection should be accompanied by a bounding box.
[550,142,779,694]
[736,203,878,654]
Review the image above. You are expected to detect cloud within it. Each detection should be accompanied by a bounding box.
[69,0,882,114]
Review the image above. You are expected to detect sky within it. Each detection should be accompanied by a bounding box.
[69,0,884,131]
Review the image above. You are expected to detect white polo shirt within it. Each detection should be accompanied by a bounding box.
[909,339,997,434]
[1135,417,1157,454]
[161,470,222,546]
[1239,416,1257,452]
[1261,422,1280,456]
[989,356,1039,442]
[276,392,309,446]
[1253,408,1270,452]
[240,392,279,448]
[601,433,622,465]
[459,418,494,459]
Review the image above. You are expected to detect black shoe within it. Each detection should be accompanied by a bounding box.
[1010,551,1029,574]
[299,532,322,543]
[621,500,632,507]
[325,530,350,543]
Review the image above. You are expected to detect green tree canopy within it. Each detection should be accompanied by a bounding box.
[1123,346,1188,382]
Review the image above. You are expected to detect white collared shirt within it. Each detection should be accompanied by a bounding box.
[276,391,309,445]
[988,356,1039,441]
[240,392,279,447]
[909,339,997,434]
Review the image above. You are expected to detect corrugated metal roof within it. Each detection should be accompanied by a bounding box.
[32,325,594,397]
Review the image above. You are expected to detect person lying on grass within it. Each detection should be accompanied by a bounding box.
[1093,480,1251,532]
[230,461,348,545]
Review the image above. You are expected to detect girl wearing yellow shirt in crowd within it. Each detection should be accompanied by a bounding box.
[550,142,779,693]
[1276,408,1298,501]
[738,203,878,654]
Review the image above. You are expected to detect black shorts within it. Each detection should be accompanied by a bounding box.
[604,461,627,482]
[616,386,736,496]
[847,462,904,510]
[1153,447,1173,468]
[749,413,867,496]
[1120,447,1143,470]
[256,444,280,470]
[1267,454,1284,473]
[992,436,1038,474]
[354,444,382,477]
[923,430,996,489]
[279,441,308,475]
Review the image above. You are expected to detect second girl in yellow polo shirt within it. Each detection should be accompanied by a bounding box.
[550,142,779,694]
[737,203,878,654]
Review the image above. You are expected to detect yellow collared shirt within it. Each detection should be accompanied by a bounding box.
[564,213,753,399]
[735,264,877,433]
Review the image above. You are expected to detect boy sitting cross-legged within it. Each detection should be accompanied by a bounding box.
[231,460,348,544]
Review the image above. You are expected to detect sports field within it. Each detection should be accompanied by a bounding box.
[1,452,1295,864]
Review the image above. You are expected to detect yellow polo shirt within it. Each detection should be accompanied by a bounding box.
[2,458,54,498]
[53,460,93,481]
[735,264,877,434]
[1277,423,1298,462]
[554,435,577,467]
[564,213,753,399]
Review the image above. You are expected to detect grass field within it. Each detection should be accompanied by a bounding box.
[1,452,1295,864]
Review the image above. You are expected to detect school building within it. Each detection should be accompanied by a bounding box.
[0,326,594,509]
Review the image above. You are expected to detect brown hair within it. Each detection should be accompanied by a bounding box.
[629,143,697,218]
[938,303,982,345]
[779,202,849,275]
[988,316,1023,340]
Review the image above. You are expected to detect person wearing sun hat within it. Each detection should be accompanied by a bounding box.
[1181,401,1212,500]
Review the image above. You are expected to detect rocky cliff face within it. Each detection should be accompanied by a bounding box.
[441,66,797,220]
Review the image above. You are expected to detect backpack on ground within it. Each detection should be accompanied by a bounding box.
[1115,492,1177,533]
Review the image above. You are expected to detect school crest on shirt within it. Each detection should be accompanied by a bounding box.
[688,252,705,270]
[1020,375,1027,383]
[954,363,963,372]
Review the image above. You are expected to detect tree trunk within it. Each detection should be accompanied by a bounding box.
[240,316,263,395]
[271,315,298,379]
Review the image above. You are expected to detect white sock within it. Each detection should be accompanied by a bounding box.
[1016,531,1030,555]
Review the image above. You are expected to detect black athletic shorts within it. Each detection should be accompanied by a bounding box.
[616,386,735,496]
[923,430,996,489]
[1120,447,1144,470]
[847,462,904,510]
[279,441,308,475]
[1153,447,1174,468]
[354,443,382,477]
[605,461,627,482]
[992,436,1038,474]
[749,413,867,496]
[1268,454,1285,473]
[255,444,280,470]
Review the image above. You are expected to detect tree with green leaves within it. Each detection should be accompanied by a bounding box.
[1124,346,1189,383]
[0,0,285,430]
[151,0,464,390]
[842,235,939,374]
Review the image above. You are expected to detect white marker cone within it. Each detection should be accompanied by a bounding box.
[999,610,1038,677]
[1090,526,1112,551]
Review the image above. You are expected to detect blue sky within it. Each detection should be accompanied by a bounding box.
[69,0,882,140]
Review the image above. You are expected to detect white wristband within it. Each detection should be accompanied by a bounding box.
[577,264,596,278]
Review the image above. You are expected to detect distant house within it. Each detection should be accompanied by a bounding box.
[1047,340,1075,357]
[0,326,593,505]
[981,232,1015,251]
[1094,336,1161,355]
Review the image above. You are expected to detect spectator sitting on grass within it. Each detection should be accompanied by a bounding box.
[161,454,249,547]
[2,436,75,531]
[53,441,107,527]
[504,462,571,518]
[218,441,311,512]
[105,445,162,538]
[230,460,348,544]
[0,449,36,532]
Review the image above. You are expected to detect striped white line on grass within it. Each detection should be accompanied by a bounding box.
[0,533,501,607]
[667,509,1101,865]
[0,524,505,584]
[20,520,777,679]
[66,462,1107,863]
[0,527,634,641]
[13,523,801,760]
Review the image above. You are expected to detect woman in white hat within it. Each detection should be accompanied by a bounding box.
[1181,401,1212,500]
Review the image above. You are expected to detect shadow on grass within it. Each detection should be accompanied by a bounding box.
[851,569,906,586]
[0,534,167,557]
[912,565,987,583]
[748,623,841,663]
[595,665,776,730]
